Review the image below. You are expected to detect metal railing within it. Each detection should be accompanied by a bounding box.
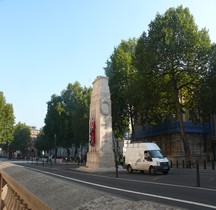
[0,170,51,210]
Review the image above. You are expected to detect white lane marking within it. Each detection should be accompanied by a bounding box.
[82,172,216,192]
[118,177,216,192]
[27,167,216,209]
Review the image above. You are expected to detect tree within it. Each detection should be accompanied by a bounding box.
[35,131,49,155]
[135,32,165,125]
[104,38,138,138]
[43,94,68,157]
[0,92,15,145]
[61,82,92,156]
[188,44,216,123]
[10,123,31,157]
[207,44,216,115]
[137,6,211,166]
[43,82,92,158]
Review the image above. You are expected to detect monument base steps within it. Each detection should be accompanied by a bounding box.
[86,151,115,169]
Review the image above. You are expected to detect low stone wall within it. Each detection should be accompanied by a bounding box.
[0,163,51,210]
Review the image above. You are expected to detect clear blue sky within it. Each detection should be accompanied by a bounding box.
[0,1,215,129]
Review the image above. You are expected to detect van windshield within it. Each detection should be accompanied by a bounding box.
[149,150,164,158]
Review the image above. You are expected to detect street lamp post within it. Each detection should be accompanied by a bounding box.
[54,134,56,164]
[112,134,118,178]
[7,142,11,159]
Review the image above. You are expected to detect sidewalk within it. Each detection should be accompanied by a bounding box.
[28,160,129,177]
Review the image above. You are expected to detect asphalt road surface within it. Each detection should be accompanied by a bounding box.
[12,161,216,210]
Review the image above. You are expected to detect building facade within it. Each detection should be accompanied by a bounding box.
[132,115,215,162]
[29,126,40,150]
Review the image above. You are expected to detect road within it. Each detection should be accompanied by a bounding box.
[13,161,216,210]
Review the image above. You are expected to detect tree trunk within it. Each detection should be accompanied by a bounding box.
[176,101,192,167]
[130,106,135,140]
[67,147,70,159]
[54,147,58,164]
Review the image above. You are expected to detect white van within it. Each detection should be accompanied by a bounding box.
[123,142,170,175]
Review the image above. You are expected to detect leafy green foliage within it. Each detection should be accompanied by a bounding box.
[135,6,211,163]
[61,82,92,146]
[41,82,92,154]
[207,44,216,114]
[208,44,216,114]
[135,32,165,125]
[145,6,210,118]
[0,92,15,145]
[104,38,138,138]
[195,43,216,122]
[43,94,66,150]
[34,131,48,152]
[10,123,31,156]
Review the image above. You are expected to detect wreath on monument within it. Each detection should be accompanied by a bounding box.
[90,120,96,146]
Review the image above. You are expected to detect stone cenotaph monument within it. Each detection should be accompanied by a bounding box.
[86,76,115,170]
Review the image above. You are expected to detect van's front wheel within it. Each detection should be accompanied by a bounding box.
[127,165,133,174]
[149,166,156,175]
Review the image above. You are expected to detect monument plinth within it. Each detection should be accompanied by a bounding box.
[86,76,115,170]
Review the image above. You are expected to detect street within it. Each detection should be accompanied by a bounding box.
[13,161,216,210]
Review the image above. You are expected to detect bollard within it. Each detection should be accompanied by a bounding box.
[212,160,215,170]
[187,160,192,168]
[182,160,185,169]
[170,160,173,168]
[114,152,118,178]
[196,161,200,187]
[115,159,119,178]
[42,160,44,166]
[176,160,178,168]
[204,160,206,169]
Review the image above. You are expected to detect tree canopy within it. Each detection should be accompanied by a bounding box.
[10,123,31,156]
[105,38,138,138]
[105,6,213,165]
[39,82,92,156]
[141,6,211,164]
[0,92,15,145]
